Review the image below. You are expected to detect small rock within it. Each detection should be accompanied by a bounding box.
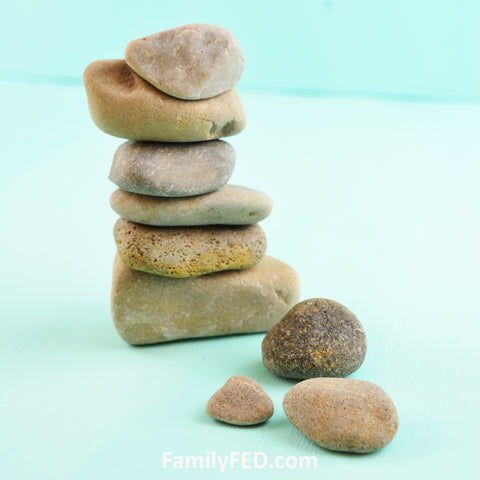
[111,254,300,344]
[110,185,273,226]
[83,59,246,141]
[109,140,235,197]
[283,378,399,453]
[113,218,266,277]
[206,376,274,426]
[262,298,367,379]
[125,24,245,100]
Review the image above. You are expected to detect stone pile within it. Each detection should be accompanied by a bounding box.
[84,24,300,345]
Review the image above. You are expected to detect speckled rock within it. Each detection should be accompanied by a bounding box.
[206,376,274,426]
[111,254,300,344]
[125,24,245,100]
[109,140,235,197]
[262,298,366,379]
[113,218,266,277]
[83,59,246,141]
[110,185,273,226]
[283,378,399,453]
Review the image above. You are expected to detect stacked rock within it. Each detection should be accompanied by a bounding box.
[84,24,300,345]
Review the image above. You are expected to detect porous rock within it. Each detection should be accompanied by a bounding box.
[113,218,266,277]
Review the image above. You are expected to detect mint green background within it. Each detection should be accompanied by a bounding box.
[2,0,480,100]
[1,2,480,479]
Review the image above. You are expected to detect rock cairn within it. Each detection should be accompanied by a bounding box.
[83,24,300,345]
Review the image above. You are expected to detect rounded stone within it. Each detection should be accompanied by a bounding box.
[283,378,399,453]
[262,298,367,379]
[109,140,235,197]
[83,59,246,141]
[206,376,274,426]
[111,254,300,345]
[110,185,273,226]
[125,24,245,100]
[113,218,267,278]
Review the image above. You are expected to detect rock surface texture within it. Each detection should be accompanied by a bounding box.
[83,59,246,142]
[262,298,367,379]
[111,254,300,344]
[283,378,399,453]
[113,219,267,277]
[125,24,245,100]
[110,185,273,226]
[206,376,274,425]
[109,140,235,197]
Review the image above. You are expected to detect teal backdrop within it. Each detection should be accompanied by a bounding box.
[1,2,479,479]
[2,0,480,100]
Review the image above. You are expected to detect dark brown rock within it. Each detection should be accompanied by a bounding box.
[262,298,366,379]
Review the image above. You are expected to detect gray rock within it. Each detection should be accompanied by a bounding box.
[83,59,246,142]
[283,378,399,453]
[206,376,274,426]
[262,298,367,379]
[125,24,245,100]
[111,254,300,345]
[113,219,267,278]
[110,185,273,226]
[109,140,235,197]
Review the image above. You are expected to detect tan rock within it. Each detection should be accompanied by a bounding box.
[110,185,273,226]
[83,59,246,141]
[114,218,266,277]
[111,254,300,345]
[125,24,245,100]
[283,378,399,453]
[206,376,274,426]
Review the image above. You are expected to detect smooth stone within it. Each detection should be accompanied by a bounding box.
[283,378,399,453]
[83,59,246,141]
[262,298,367,379]
[125,24,245,100]
[111,254,300,345]
[206,376,274,426]
[109,140,235,197]
[110,185,273,226]
[113,218,267,278]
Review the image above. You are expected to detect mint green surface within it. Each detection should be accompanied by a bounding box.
[1,82,479,479]
[3,1,480,100]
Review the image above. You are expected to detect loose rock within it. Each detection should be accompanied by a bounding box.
[111,254,300,344]
[283,378,399,453]
[206,376,274,425]
[110,185,273,226]
[125,24,245,100]
[262,298,366,379]
[113,218,266,277]
[109,140,235,197]
[83,59,246,141]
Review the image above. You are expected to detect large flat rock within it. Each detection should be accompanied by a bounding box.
[111,254,300,345]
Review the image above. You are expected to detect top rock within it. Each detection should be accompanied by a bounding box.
[125,24,245,100]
